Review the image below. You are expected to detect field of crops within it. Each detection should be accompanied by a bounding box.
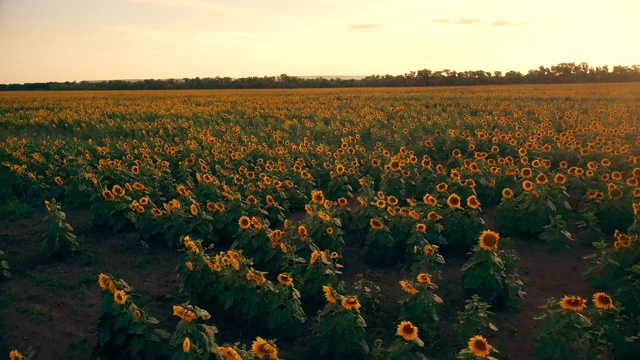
[1,84,639,360]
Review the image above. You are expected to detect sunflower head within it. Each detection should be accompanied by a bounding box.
[468,335,491,357]
[592,292,614,310]
[560,295,587,312]
[396,321,419,342]
[467,195,480,209]
[447,194,462,209]
[341,296,361,311]
[322,285,337,304]
[478,230,500,250]
[277,273,293,286]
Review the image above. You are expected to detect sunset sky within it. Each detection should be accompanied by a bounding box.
[1,0,638,83]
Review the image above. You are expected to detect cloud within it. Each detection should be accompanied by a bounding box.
[490,20,530,26]
[344,24,383,31]
[433,18,483,25]
[127,0,232,13]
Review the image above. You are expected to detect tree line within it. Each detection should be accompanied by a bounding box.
[2,62,639,91]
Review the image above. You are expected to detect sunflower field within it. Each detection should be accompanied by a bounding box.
[1,83,639,359]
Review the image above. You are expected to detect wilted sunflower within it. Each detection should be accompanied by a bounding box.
[370,218,384,230]
[277,273,293,286]
[342,296,361,310]
[560,295,587,311]
[478,230,500,250]
[322,285,337,304]
[396,321,419,341]
[467,195,480,209]
[238,216,251,229]
[592,292,614,310]
[447,194,462,209]
[400,280,417,295]
[468,335,491,357]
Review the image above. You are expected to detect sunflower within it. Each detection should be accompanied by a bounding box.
[151,208,163,217]
[218,346,242,360]
[133,309,142,319]
[252,337,278,359]
[535,173,548,185]
[389,159,401,171]
[183,337,191,353]
[520,167,532,178]
[277,273,293,286]
[436,182,448,193]
[173,305,197,322]
[554,174,566,185]
[342,296,361,310]
[609,187,623,200]
[311,190,325,204]
[478,230,500,250]
[98,273,115,292]
[238,216,251,229]
[468,335,491,357]
[592,292,614,310]
[416,273,432,284]
[330,251,339,259]
[112,184,125,197]
[102,189,115,201]
[501,188,513,199]
[370,218,384,230]
[387,195,399,206]
[338,197,348,206]
[423,245,436,255]
[447,194,462,209]
[318,212,331,222]
[560,295,587,311]
[522,180,533,191]
[416,223,427,233]
[400,280,417,295]
[54,176,64,185]
[266,195,275,206]
[114,290,127,305]
[396,321,419,341]
[467,195,480,209]
[9,350,23,360]
[298,225,308,240]
[375,199,386,208]
[427,211,442,222]
[322,285,337,304]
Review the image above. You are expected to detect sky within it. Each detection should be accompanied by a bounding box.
[0,0,639,83]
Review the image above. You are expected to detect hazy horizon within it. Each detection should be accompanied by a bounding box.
[1,0,639,84]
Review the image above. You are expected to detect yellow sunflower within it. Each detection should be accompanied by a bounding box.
[370,218,384,230]
[182,337,191,353]
[9,350,23,360]
[251,337,278,359]
[238,216,251,229]
[467,195,480,209]
[468,335,491,357]
[341,296,361,310]
[478,230,500,250]
[396,321,419,341]
[559,295,587,312]
[322,285,337,304]
[592,292,614,310]
[447,194,462,209]
[501,188,513,199]
[113,290,127,305]
[400,280,418,295]
[416,273,432,284]
[277,273,293,286]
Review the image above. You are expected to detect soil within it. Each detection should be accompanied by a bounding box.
[0,208,596,359]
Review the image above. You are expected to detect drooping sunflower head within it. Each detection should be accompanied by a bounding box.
[559,295,587,312]
[478,230,500,251]
[468,335,491,357]
[592,292,614,310]
[322,285,337,304]
[399,280,417,295]
[396,321,419,341]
